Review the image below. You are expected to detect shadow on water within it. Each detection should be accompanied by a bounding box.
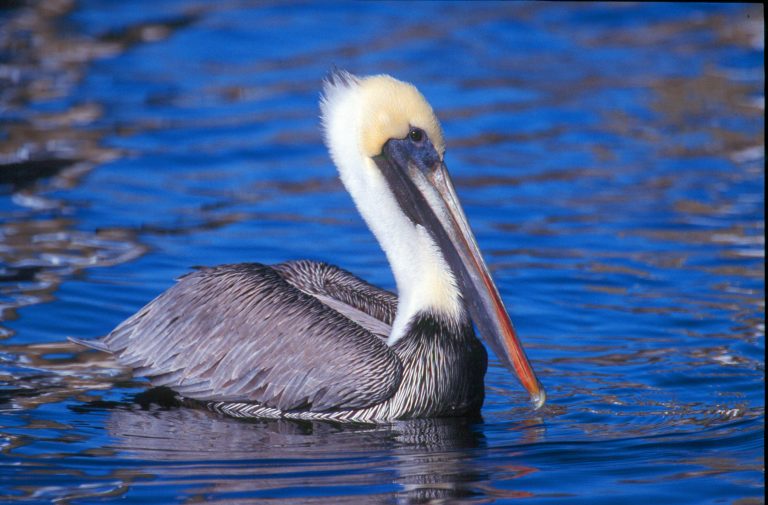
[99,406,493,504]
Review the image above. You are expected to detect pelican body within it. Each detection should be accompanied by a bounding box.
[73,71,544,423]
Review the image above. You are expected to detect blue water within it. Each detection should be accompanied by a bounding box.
[0,2,764,503]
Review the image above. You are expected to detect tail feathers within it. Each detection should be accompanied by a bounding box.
[68,336,112,353]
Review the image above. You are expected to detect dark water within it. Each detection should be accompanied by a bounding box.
[0,2,764,503]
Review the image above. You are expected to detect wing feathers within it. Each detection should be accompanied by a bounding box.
[92,263,403,412]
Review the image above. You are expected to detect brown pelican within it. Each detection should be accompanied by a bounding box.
[72,70,545,422]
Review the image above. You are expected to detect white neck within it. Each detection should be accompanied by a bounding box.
[321,79,463,345]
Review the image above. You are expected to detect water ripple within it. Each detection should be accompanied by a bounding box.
[0,2,764,504]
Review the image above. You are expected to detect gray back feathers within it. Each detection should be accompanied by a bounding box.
[98,262,403,412]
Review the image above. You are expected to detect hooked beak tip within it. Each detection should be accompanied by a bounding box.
[530,383,546,410]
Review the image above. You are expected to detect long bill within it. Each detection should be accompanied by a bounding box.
[374,150,546,409]
[428,164,545,409]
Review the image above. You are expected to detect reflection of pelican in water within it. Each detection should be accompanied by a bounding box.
[97,399,502,504]
[72,70,544,422]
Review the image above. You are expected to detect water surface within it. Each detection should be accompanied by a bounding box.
[0,2,764,504]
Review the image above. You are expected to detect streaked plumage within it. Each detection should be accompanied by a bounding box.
[72,71,544,422]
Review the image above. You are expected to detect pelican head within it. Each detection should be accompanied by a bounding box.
[320,70,545,408]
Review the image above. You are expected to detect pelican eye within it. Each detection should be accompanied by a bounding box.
[408,127,424,143]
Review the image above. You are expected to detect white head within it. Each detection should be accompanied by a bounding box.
[320,71,460,341]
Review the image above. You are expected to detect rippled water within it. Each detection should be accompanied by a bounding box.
[0,2,764,504]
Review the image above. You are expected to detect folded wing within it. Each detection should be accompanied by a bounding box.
[83,262,403,412]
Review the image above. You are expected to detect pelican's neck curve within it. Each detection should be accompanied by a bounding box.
[320,73,464,345]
